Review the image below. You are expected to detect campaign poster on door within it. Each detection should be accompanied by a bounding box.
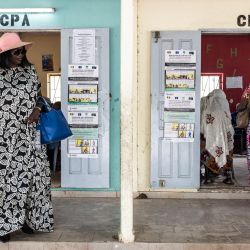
[68,128,98,158]
[68,84,98,104]
[165,69,195,89]
[164,91,195,111]
[165,50,196,64]
[68,111,98,127]
[164,122,194,141]
[68,64,98,83]
[164,111,195,123]
[73,29,95,65]
[68,139,98,158]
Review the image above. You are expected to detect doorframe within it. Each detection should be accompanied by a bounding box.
[0,28,73,191]
[0,28,115,192]
[200,28,250,190]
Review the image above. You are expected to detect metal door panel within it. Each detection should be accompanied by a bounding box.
[151,31,201,189]
[61,28,110,188]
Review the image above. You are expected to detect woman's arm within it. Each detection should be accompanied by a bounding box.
[27,89,43,124]
[237,97,248,112]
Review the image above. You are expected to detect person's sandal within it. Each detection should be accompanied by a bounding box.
[21,222,34,234]
[223,178,234,185]
[0,234,10,243]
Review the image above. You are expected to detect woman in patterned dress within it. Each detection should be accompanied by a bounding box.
[0,33,54,243]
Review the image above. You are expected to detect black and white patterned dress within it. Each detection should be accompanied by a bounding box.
[0,65,54,236]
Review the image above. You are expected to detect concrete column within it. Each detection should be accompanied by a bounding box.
[119,0,135,243]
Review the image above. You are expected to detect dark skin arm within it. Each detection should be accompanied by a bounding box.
[27,90,42,124]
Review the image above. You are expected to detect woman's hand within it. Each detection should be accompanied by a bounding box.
[27,107,41,124]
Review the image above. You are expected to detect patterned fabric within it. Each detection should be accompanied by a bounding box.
[247,122,250,175]
[242,86,250,98]
[201,89,234,168]
[0,65,53,236]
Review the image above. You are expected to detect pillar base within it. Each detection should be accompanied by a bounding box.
[118,232,135,243]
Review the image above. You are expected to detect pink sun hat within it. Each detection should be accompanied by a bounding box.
[0,33,32,54]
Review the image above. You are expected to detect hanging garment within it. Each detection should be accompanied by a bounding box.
[0,65,54,236]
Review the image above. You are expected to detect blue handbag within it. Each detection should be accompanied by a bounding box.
[38,97,72,144]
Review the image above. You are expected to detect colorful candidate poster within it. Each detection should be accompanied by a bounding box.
[165,69,195,89]
[68,128,98,158]
[164,122,194,140]
[164,91,195,110]
[163,112,195,140]
[68,84,98,104]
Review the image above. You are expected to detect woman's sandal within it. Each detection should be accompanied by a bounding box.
[0,234,10,243]
[21,222,34,234]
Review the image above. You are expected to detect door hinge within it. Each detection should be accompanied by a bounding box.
[159,179,166,187]
[154,31,161,43]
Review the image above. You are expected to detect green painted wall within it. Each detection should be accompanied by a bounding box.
[0,0,121,191]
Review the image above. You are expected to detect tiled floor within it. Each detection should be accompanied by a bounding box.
[233,157,250,187]
[7,198,250,244]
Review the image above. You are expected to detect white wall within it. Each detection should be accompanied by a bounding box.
[135,0,250,191]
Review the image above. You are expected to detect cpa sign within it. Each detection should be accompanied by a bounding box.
[0,14,30,26]
[237,15,250,27]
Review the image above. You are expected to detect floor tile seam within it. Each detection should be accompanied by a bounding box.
[57,231,63,242]
[232,224,243,233]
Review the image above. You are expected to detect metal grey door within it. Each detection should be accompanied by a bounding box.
[61,29,110,188]
[151,31,201,189]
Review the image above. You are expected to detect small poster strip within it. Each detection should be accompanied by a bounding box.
[68,111,98,126]
[68,104,98,112]
[164,111,195,123]
[68,64,98,83]
[164,91,195,111]
[164,122,194,139]
[68,128,99,158]
[165,69,195,89]
[165,50,196,64]
[68,84,98,104]
[68,139,98,158]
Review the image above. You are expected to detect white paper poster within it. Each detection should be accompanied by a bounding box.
[164,91,195,110]
[164,111,195,123]
[73,29,95,64]
[226,76,243,89]
[68,111,98,126]
[68,64,98,83]
[68,104,98,112]
[165,50,196,64]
